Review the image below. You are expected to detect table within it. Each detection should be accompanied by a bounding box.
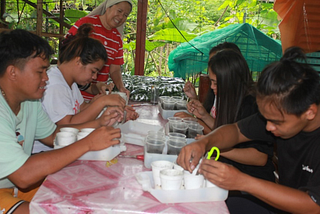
[30,104,229,214]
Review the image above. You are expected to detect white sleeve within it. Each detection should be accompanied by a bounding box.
[42,85,76,123]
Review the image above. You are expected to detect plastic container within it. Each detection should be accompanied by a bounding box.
[160,169,184,190]
[163,99,175,110]
[118,121,163,146]
[135,171,228,203]
[158,103,189,120]
[53,139,125,161]
[176,100,187,110]
[144,143,177,168]
[167,137,187,155]
[151,160,175,188]
[146,138,166,154]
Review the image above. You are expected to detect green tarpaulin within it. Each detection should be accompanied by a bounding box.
[168,23,282,78]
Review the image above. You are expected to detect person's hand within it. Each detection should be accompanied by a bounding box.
[195,134,205,140]
[90,93,104,103]
[105,82,115,94]
[84,126,121,151]
[187,99,209,120]
[184,81,197,100]
[98,106,124,126]
[119,87,130,99]
[174,111,193,118]
[199,159,248,191]
[124,105,139,121]
[103,94,126,108]
[176,141,207,173]
[95,82,108,95]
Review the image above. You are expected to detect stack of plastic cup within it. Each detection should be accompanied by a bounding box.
[163,98,175,110]
[167,137,187,155]
[145,131,166,154]
[172,121,189,135]
[187,123,204,138]
[167,117,183,132]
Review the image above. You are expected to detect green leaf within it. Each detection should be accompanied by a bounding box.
[149,28,197,43]
[64,9,88,24]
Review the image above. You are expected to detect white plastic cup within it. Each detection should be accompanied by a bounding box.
[160,169,184,190]
[163,99,176,110]
[80,128,95,133]
[145,138,165,154]
[77,131,90,140]
[167,117,183,132]
[60,127,79,135]
[205,179,217,188]
[173,163,184,172]
[168,132,186,139]
[147,130,165,140]
[159,96,170,104]
[151,160,174,189]
[112,91,128,105]
[56,132,76,146]
[167,137,187,155]
[184,171,204,189]
[187,123,204,138]
[182,117,198,124]
[175,100,187,110]
[171,96,183,101]
[172,122,188,135]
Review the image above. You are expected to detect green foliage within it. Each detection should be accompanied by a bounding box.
[3,0,279,78]
[64,9,88,24]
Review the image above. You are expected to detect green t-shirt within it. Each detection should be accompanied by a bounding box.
[0,95,56,188]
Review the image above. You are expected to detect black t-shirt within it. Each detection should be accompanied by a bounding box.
[238,113,320,206]
[219,95,275,182]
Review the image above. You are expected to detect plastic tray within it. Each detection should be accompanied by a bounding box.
[54,140,125,161]
[143,123,196,168]
[135,171,228,203]
[158,103,189,119]
[118,121,163,146]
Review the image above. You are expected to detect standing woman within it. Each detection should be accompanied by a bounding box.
[67,0,133,101]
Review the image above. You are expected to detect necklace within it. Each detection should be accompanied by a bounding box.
[0,87,8,102]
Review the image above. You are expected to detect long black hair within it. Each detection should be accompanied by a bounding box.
[209,49,254,129]
[203,42,242,112]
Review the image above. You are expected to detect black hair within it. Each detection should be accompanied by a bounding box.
[209,42,242,56]
[208,49,254,128]
[256,46,320,116]
[0,29,54,77]
[59,23,107,65]
[203,42,242,112]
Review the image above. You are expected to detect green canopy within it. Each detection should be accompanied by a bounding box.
[168,23,282,79]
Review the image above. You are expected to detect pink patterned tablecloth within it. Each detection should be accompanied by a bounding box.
[30,104,229,213]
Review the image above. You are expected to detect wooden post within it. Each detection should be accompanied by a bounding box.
[198,74,211,103]
[59,0,64,45]
[134,0,148,76]
[1,1,6,24]
[36,0,43,36]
